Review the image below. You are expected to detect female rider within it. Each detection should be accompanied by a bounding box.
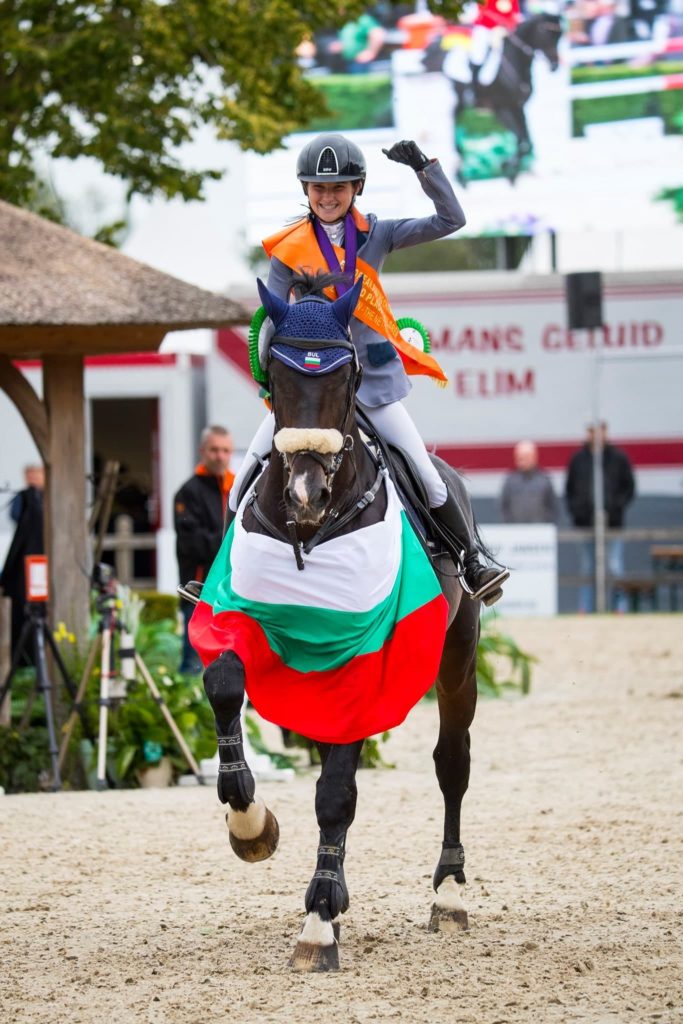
[229,132,508,604]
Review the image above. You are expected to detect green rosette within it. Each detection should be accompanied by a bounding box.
[396,317,431,354]
[248,306,270,386]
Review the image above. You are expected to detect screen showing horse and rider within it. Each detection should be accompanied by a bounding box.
[247,0,683,239]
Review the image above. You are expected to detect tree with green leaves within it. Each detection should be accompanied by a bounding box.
[1,0,464,214]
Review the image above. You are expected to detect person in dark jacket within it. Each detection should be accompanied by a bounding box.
[501,440,558,524]
[174,426,234,673]
[565,422,635,612]
[1,466,45,660]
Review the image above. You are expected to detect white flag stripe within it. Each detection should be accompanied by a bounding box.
[230,479,402,613]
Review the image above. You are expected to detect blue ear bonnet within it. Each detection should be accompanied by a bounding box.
[270,297,355,377]
[255,275,363,379]
[272,296,351,342]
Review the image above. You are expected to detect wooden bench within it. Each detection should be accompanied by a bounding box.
[559,573,683,612]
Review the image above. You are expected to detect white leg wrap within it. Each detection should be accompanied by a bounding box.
[434,875,467,913]
[299,912,336,947]
[227,797,266,840]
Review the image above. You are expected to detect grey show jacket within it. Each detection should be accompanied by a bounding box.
[266,160,466,408]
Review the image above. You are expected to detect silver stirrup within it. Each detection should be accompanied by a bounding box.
[459,567,510,601]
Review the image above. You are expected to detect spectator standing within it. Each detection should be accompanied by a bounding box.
[1,464,45,658]
[174,426,234,674]
[501,440,558,524]
[565,422,635,613]
[9,465,44,523]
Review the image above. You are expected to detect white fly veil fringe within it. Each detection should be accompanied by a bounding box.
[274,428,344,455]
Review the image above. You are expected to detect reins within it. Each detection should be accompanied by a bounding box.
[246,440,386,571]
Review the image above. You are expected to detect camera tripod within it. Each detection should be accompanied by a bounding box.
[0,601,90,792]
[59,568,205,789]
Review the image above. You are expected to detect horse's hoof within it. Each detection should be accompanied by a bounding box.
[429,876,469,932]
[429,903,469,933]
[289,914,339,972]
[226,798,279,862]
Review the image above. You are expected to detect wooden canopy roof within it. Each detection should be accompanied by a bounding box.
[0,199,247,357]
[0,198,249,641]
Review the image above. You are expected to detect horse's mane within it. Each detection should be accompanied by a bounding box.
[289,269,352,301]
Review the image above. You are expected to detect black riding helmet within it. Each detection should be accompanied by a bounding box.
[296,133,366,195]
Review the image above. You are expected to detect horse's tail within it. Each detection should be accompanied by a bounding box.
[472,518,503,568]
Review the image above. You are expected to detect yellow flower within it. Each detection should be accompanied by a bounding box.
[157,665,168,676]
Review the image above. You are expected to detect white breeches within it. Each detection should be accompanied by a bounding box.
[358,401,447,507]
[228,402,447,513]
[228,412,276,512]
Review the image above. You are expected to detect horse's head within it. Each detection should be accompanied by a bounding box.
[523,13,562,71]
[257,272,363,527]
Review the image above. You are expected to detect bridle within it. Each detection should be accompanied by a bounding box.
[246,330,386,570]
[269,331,362,485]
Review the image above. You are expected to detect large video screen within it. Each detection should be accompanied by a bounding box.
[245,0,683,243]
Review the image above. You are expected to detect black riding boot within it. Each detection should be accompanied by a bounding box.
[431,485,509,606]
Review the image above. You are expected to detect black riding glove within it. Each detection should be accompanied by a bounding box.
[382,139,431,172]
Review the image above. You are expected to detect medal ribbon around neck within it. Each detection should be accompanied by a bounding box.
[312,212,357,295]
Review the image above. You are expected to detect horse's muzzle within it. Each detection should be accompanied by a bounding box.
[284,469,331,526]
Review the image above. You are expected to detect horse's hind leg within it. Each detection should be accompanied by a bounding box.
[496,104,530,184]
[430,598,479,932]
[203,651,279,861]
[290,739,364,973]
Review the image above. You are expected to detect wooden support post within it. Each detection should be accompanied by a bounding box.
[43,355,89,644]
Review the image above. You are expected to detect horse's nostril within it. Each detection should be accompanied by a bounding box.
[319,487,331,506]
[284,487,293,503]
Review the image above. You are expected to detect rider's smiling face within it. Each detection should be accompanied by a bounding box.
[307,181,360,223]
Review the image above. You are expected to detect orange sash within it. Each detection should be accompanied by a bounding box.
[262,212,447,383]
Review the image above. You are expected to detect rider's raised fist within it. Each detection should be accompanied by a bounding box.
[381,140,431,172]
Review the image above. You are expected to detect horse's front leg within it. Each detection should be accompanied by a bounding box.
[430,599,479,933]
[203,651,279,861]
[290,739,364,973]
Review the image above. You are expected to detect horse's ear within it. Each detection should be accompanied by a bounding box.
[332,275,363,331]
[256,278,290,329]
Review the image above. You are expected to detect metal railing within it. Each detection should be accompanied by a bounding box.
[557,526,683,611]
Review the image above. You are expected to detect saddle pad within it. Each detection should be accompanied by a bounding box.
[189,478,448,743]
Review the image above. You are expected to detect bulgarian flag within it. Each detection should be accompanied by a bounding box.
[189,480,448,744]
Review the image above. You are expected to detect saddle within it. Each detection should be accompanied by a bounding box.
[354,409,456,568]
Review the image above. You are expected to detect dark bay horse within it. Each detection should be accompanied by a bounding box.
[426,14,562,184]
[195,273,481,972]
